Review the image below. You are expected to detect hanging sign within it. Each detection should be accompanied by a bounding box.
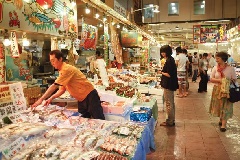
[114,0,127,18]
[80,21,98,50]
[10,31,19,57]
[121,31,142,47]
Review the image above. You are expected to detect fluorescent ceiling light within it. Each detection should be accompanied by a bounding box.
[204,20,218,23]
[219,19,230,22]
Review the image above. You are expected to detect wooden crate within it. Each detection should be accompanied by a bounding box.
[23,86,42,106]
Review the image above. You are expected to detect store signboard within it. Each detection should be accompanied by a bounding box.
[170,41,185,48]
[0,0,78,37]
[193,25,227,43]
[121,31,142,47]
[217,24,228,42]
[200,25,218,43]
[114,0,127,18]
[0,82,26,120]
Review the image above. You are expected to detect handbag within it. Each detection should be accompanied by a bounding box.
[228,80,240,103]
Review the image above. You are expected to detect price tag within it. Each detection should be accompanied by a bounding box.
[2,137,27,159]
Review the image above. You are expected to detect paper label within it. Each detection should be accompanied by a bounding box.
[1,137,27,159]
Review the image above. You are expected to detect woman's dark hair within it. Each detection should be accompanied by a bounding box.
[216,51,228,62]
[160,45,172,58]
[49,50,64,60]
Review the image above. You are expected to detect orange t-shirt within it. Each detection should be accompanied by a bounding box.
[55,63,94,101]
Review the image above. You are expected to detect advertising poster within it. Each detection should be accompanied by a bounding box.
[193,25,228,43]
[5,55,32,81]
[80,22,98,50]
[0,0,78,37]
[193,25,201,43]
[200,25,218,43]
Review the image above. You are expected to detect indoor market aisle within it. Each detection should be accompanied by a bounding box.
[147,81,240,160]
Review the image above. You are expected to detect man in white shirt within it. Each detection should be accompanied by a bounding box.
[192,52,199,82]
[175,47,189,97]
[208,53,216,71]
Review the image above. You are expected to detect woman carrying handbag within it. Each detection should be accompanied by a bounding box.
[209,51,237,132]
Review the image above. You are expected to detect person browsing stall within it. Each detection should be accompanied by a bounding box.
[159,45,178,126]
[32,50,105,120]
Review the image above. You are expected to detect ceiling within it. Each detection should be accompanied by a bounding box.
[10,2,230,46]
[145,20,231,44]
[76,1,232,45]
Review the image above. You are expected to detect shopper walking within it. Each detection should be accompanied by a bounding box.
[175,47,189,97]
[159,45,178,126]
[198,53,209,93]
[187,52,193,77]
[209,51,237,132]
[192,52,199,82]
[32,50,105,120]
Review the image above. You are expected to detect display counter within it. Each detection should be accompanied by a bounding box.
[0,82,156,160]
[0,105,155,160]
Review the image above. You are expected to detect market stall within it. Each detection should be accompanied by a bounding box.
[0,82,156,160]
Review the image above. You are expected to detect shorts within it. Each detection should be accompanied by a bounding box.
[177,71,186,84]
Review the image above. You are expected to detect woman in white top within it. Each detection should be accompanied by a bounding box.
[209,51,237,132]
[94,50,109,86]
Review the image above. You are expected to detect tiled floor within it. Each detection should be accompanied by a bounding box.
[147,80,240,160]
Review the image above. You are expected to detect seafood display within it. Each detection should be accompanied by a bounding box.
[0,105,147,160]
